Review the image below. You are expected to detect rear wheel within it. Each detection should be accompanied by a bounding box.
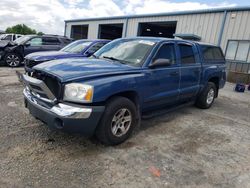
[95,97,138,145]
[5,53,22,67]
[195,82,217,109]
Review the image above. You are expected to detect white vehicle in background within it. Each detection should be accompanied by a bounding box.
[0,34,23,42]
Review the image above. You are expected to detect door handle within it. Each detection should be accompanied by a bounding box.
[169,71,179,76]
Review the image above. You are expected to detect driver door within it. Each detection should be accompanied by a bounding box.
[24,37,43,56]
[142,42,180,110]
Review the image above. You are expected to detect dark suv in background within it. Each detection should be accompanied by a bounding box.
[0,34,72,67]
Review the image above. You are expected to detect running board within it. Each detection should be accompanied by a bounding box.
[142,101,195,119]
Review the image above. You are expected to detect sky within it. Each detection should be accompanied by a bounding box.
[0,0,249,35]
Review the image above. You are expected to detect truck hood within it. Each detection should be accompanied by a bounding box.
[33,58,140,82]
[25,51,84,61]
[0,40,16,49]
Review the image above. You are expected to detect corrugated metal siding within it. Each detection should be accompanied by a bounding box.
[220,11,250,51]
[66,19,127,39]
[221,11,250,80]
[125,12,224,45]
[65,12,224,44]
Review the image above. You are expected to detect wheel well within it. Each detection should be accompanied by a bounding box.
[4,50,23,61]
[208,77,219,97]
[106,91,140,108]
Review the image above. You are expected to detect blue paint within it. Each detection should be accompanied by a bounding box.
[33,37,226,111]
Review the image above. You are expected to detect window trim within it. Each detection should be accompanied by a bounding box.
[225,40,250,64]
[150,42,177,66]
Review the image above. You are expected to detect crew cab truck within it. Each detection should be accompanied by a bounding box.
[19,37,226,145]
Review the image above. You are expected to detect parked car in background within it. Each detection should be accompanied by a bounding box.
[0,33,23,42]
[0,34,72,67]
[19,37,226,145]
[24,39,110,73]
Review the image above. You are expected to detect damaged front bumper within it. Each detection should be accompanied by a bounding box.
[20,72,105,136]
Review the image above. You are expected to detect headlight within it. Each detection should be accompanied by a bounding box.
[63,83,94,103]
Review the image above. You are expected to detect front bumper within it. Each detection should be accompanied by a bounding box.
[24,88,105,136]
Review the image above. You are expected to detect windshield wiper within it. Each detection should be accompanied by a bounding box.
[102,56,126,64]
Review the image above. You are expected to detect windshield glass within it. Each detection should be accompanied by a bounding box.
[94,39,156,66]
[0,34,6,39]
[14,36,32,44]
[61,40,92,53]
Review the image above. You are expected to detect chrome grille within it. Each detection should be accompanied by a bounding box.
[21,74,56,103]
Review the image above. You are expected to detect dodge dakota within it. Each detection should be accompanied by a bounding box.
[19,37,226,145]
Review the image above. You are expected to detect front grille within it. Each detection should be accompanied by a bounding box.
[31,71,61,99]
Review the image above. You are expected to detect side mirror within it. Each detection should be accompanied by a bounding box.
[24,43,31,47]
[149,58,172,68]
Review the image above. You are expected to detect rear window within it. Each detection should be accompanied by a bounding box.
[61,38,72,45]
[42,37,61,45]
[202,46,225,62]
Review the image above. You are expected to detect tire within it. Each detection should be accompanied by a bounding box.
[95,97,138,145]
[195,82,217,109]
[4,53,22,67]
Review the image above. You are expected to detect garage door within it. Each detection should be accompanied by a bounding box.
[98,24,123,40]
[138,21,177,38]
[71,25,88,40]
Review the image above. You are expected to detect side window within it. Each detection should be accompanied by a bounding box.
[179,44,196,64]
[61,38,72,45]
[27,37,42,46]
[4,35,12,41]
[154,43,176,64]
[42,37,61,45]
[88,43,106,53]
[202,46,224,61]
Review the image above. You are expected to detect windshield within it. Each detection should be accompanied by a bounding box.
[61,40,92,53]
[14,36,32,44]
[0,34,6,39]
[94,39,156,66]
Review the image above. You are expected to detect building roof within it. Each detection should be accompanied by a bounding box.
[65,6,250,23]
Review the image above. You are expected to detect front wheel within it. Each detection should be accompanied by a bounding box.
[4,53,22,67]
[95,97,138,145]
[195,82,217,109]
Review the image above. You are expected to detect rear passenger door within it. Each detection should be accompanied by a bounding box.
[41,37,62,51]
[143,42,180,109]
[178,42,201,101]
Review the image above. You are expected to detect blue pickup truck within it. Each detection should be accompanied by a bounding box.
[19,37,226,145]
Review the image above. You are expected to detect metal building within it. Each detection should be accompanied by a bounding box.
[65,6,250,83]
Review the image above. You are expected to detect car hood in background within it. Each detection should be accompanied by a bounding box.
[25,51,84,61]
[33,58,140,82]
[0,40,16,49]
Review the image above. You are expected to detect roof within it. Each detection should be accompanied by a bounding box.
[103,37,220,47]
[65,6,250,23]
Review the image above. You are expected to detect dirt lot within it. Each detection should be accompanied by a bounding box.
[0,67,250,188]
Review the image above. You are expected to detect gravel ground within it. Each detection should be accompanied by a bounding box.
[0,67,250,188]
